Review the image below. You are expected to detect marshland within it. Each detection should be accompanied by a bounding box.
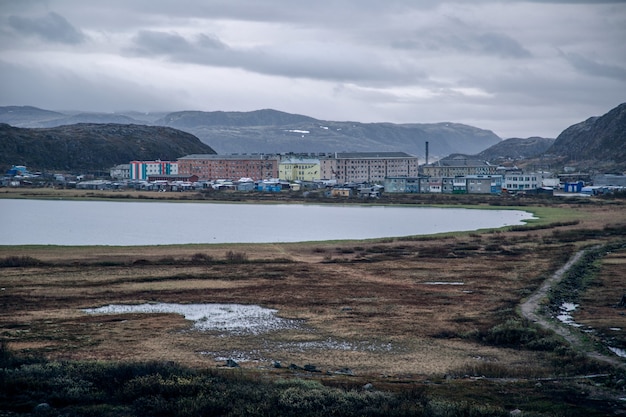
[1,188,626,416]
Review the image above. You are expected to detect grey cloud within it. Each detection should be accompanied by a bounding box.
[7,12,86,44]
[476,33,531,58]
[129,30,424,85]
[563,51,626,81]
[523,0,626,3]
[393,30,531,59]
[0,60,180,112]
[131,30,226,56]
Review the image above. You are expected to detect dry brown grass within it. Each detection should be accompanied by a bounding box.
[1,196,625,379]
[574,250,626,350]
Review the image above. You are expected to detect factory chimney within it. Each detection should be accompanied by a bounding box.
[425,141,429,165]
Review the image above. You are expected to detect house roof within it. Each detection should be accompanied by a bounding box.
[424,157,491,168]
[328,152,417,159]
[178,154,278,160]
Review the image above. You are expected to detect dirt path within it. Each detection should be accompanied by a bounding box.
[520,247,625,369]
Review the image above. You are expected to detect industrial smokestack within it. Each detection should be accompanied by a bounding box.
[425,141,429,165]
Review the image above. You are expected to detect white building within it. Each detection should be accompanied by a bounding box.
[110,164,130,180]
[129,160,178,180]
[503,170,544,191]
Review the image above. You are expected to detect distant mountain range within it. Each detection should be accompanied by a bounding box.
[1,103,624,173]
[0,123,215,172]
[0,106,501,158]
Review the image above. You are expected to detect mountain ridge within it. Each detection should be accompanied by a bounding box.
[1,103,624,173]
[0,106,502,158]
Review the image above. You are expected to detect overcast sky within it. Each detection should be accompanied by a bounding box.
[1,0,625,138]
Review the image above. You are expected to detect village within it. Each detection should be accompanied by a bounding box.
[4,151,626,198]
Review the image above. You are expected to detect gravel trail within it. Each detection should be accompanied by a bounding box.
[519,247,625,369]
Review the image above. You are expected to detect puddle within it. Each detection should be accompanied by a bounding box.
[82,303,302,335]
[555,302,583,328]
[554,303,626,358]
[608,346,626,358]
[423,281,464,285]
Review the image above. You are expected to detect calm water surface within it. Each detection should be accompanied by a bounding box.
[0,199,534,246]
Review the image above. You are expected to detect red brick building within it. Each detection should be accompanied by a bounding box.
[177,154,279,181]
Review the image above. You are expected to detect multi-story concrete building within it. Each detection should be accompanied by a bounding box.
[321,152,418,184]
[177,154,279,181]
[129,160,178,180]
[466,175,503,194]
[500,168,545,192]
[422,156,496,177]
[385,175,501,194]
[278,157,321,181]
[110,164,130,180]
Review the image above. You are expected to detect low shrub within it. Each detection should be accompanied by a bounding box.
[0,255,43,267]
[482,319,565,351]
[225,251,248,264]
[190,252,214,264]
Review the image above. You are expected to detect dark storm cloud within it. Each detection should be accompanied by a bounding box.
[7,11,86,44]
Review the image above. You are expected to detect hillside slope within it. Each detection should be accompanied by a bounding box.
[0,123,216,172]
[546,102,626,171]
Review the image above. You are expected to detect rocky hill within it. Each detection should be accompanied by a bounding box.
[0,123,215,173]
[0,106,502,158]
[475,136,555,163]
[544,102,626,171]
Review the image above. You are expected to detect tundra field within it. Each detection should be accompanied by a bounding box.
[1,188,626,416]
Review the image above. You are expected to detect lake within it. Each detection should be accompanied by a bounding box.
[0,199,534,246]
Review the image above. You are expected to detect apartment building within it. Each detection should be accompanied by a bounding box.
[177,154,279,181]
[129,160,178,180]
[320,152,418,184]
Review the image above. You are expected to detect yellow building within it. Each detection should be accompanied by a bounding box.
[278,158,321,181]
